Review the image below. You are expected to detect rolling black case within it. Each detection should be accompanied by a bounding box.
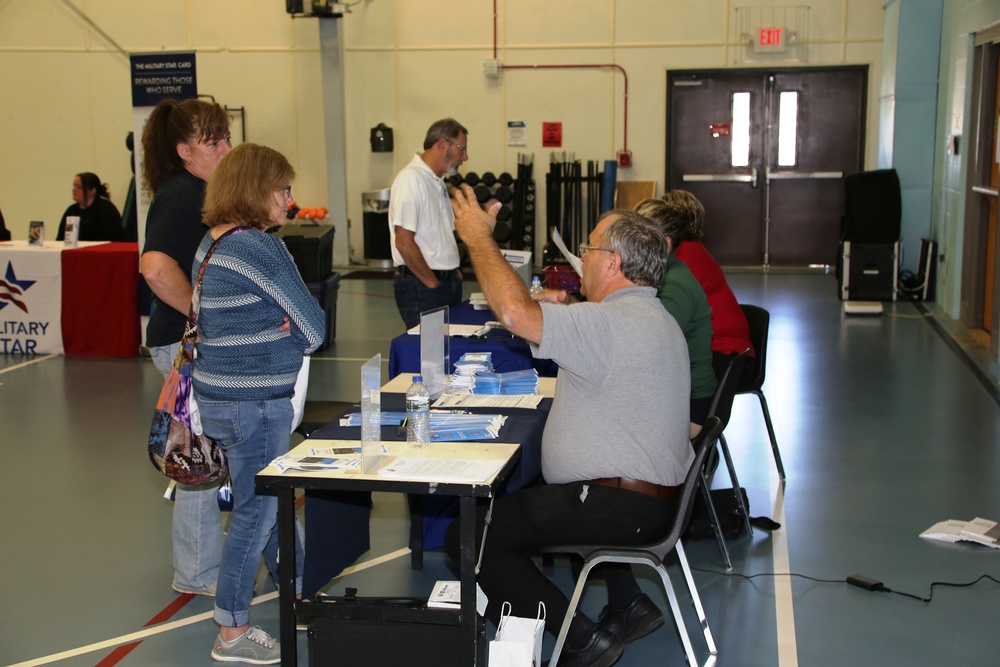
[839,241,899,301]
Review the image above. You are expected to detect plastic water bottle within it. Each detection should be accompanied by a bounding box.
[406,375,430,448]
[529,276,544,298]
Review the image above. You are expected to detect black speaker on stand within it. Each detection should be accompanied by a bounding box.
[837,169,902,301]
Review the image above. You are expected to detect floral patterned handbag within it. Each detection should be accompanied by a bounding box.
[147,227,247,484]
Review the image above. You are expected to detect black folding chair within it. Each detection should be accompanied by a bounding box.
[701,349,753,570]
[542,417,725,667]
[731,305,786,480]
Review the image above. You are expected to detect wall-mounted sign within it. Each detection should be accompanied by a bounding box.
[542,122,562,148]
[507,121,527,147]
[130,51,198,256]
[130,52,197,107]
[710,123,731,138]
[755,26,787,53]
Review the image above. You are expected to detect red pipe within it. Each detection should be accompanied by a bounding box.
[500,63,629,151]
[490,4,629,153]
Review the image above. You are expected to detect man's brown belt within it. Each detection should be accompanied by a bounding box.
[590,477,682,499]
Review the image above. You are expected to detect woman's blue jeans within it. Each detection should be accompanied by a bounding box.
[198,396,304,628]
[151,342,222,595]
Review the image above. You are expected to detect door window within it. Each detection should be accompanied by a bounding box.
[777,91,799,167]
[732,92,751,167]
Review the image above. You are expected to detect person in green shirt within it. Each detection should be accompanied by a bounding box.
[635,197,717,439]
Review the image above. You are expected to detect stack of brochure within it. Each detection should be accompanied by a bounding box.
[340,411,407,426]
[451,352,494,391]
[469,292,490,310]
[269,444,388,473]
[470,369,539,395]
[920,517,1000,549]
[427,412,507,441]
[427,581,489,614]
[338,410,507,441]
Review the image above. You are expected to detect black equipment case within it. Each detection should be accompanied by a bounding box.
[304,590,472,666]
[839,240,899,301]
[303,272,340,350]
[276,223,334,283]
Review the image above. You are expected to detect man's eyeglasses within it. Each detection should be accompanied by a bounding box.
[578,243,613,256]
[446,140,468,156]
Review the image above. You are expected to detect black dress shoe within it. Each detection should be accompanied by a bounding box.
[557,626,624,667]
[598,593,665,644]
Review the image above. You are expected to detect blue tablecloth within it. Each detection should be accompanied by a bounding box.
[302,392,552,596]
[388,301,558,378]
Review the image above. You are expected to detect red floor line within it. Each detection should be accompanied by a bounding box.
[93,593,196,666]
[94,499,304,665]
[144,592,198,626]
[93,641,142,667]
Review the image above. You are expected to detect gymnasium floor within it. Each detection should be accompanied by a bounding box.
[1,270,998,667]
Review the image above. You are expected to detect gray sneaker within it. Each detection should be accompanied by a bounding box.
[211,626,280,665]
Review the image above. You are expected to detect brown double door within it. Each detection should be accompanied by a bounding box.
[666,67,867,266]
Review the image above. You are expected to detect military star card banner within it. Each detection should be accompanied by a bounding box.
[0,242,64,355]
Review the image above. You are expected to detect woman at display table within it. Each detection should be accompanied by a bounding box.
[56,172,122,242]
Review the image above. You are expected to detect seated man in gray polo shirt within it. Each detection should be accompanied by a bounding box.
[444,187,691,667]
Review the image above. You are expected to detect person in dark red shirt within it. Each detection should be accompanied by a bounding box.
[659,189,754,378]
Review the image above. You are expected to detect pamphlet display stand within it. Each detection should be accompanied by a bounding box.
[361,355,384,474]
[419,306,449,399]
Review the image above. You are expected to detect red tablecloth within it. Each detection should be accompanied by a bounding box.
[61,242,141,357]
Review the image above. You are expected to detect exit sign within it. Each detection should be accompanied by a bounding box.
[755,26,787,53]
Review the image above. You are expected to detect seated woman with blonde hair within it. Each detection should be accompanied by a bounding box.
[657,189,753,378]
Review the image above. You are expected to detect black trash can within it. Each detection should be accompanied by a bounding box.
[362,188,392,268]
[305,272,340,350]
[277,223,335,283]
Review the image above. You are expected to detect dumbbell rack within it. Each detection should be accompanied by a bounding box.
[544,156,605,265]
[450,154,536,253]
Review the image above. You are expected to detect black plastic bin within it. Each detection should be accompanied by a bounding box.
[306,272,340,351]
[278,223,334,283]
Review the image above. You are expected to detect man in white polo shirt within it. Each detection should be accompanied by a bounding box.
[388,118,469,328]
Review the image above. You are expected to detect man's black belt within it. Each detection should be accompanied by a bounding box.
[396,265,458,281]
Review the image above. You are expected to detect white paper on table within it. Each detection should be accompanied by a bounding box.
[407,323,490,337]
[550,227,583,276]
[377,456,505,483]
